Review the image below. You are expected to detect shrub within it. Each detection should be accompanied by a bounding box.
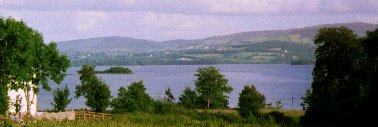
[111,81,153,113]
[51,84,72,112]
[238,85,266,117]
[178,87,198,109]
[153,100,174,114]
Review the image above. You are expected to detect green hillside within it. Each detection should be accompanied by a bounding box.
[56,22,376,66]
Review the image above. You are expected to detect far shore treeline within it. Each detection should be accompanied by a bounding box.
[1,17,377,126]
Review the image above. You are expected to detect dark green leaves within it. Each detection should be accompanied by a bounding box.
[75,64,111,112]
[194,66,232,109]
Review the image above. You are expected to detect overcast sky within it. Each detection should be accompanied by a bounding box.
[1,0,377,42]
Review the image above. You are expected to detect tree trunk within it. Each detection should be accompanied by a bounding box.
[207,98,211,109]
[23,85,31,117]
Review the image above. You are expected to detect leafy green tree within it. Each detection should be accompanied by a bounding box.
[178,87,198,109]
[164,86,175,102]
[75,64,111,112]
[51,84,72,112]
[0,17,70,116]
[194,66,232,109]
[361,27,378,125]
[111,81,153,112]
[301,27,365,126]
[237,85,266,117]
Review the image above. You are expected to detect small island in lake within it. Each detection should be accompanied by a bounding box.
[96,67,133,74]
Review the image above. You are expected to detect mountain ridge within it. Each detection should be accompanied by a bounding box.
[57,22,376,52]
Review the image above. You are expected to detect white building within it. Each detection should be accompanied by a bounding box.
[7,82,38,117]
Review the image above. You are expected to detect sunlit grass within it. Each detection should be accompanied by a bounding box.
[4,108,304,127]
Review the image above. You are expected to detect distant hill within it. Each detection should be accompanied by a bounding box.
[163,22,376,50]
[56,22,377,66]
[57,22,376,52]
[57,36,167,52]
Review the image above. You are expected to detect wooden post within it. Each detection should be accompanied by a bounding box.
[292,97,294,110]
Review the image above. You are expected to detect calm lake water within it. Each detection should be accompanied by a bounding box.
[39,64,313,110]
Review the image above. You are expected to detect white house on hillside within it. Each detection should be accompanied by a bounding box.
[7,82,38,117]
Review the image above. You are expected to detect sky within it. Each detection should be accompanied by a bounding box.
[1,0,378,43]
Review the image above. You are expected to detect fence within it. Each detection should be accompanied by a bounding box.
[75,111,111,120]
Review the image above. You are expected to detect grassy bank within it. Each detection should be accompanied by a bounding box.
[3,108,304,127]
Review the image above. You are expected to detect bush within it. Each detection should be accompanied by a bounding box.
[51,84,72,112]
[111,81,153,113]
[153,100,174,114]
[238,85,266,117]
[266,111,295,126]
[178,87,198,109]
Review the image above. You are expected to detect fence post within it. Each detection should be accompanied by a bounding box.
[292,97,294,110]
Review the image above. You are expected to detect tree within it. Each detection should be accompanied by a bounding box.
[301,27,365,126]
[0,17,70,116]
[111,81,153,112]
[75,64,111,112]
[361,26,378,125]
[237,85,266,117]
[164,86,175,102]
[0,82,8,115]
[194,66,233,109]
[178,87,198,109]
[51,84,72,112]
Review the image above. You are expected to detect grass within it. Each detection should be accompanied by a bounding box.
[3,108,305,127]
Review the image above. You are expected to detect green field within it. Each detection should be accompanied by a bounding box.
[3,108,304,127]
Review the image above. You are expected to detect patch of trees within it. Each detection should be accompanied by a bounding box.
[96,67,133,74]
[300,26,378,126]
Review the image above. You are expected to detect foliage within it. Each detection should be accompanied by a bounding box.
[301,26,378,126]
[111,81,153,113]
[178,87,198,109]
[95,67,133,74]
[0,82,8,115]
[0,17,70,116]
[238,85,266,117]
[360,26,378,125]
[164,86,175,103]
[153,100,174,114]
[194,66,233,109]
[75,64,111,112]
[51,84,72,112]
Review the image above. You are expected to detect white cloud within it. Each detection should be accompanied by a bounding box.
[75,11,109,33]
[202,0,321,14]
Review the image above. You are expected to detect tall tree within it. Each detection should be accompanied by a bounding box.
[0,17,70,116]
[361,26,378,125]
[75,64,111,112]
[194,66,232,109]
[301,27,364,126]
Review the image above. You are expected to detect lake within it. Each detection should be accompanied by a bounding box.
[39,64,313,110]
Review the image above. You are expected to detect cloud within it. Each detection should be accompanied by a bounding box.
[203,0,323,14]
[74,11,109,33]
[1,0,377,42]
[1,0,377,15]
